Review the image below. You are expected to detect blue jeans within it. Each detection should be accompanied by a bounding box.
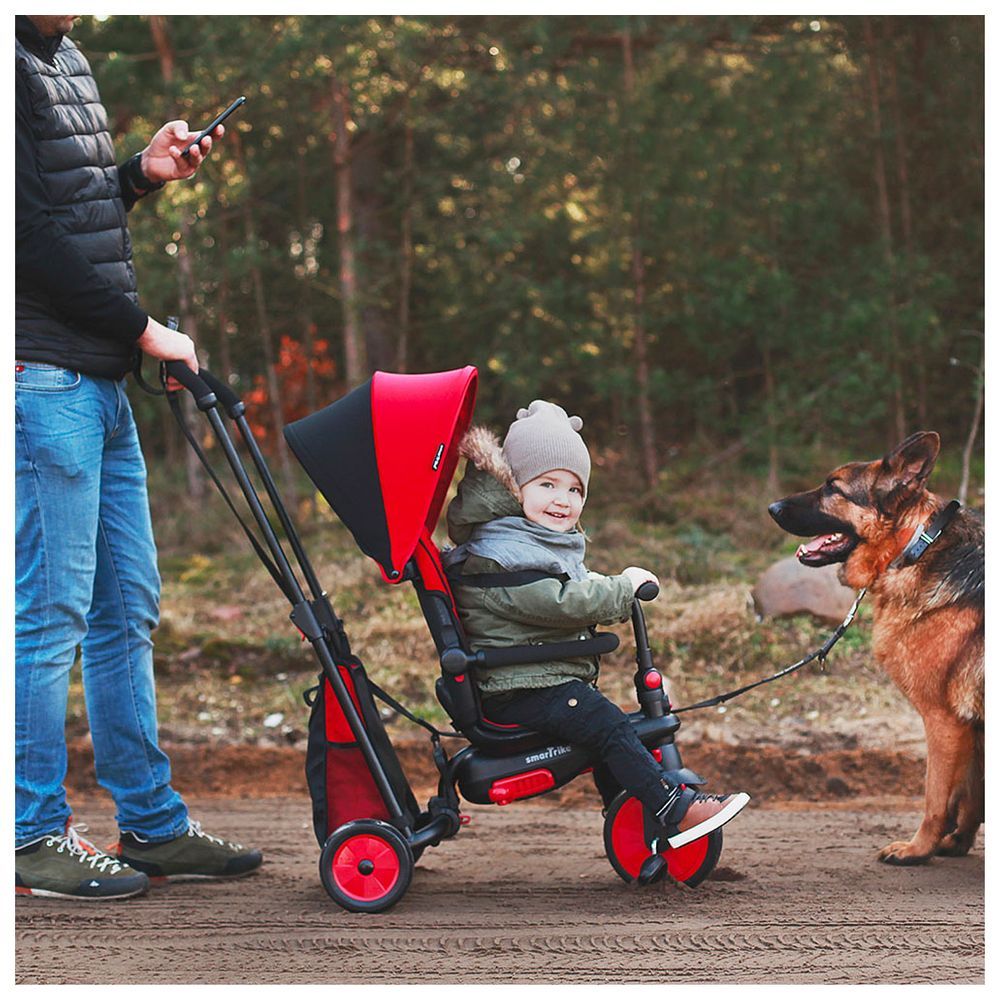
[15,363,188,845]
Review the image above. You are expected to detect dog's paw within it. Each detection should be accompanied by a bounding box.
[877,840,933,866]
[936,832,974,857]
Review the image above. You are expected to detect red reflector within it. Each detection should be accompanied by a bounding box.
[652,747,662,762]
[643,670,662,690]
[488,768,556,805]
[455,674,465,683]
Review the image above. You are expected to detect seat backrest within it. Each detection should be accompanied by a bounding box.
[409,530,550,754]
[410,531,483,731]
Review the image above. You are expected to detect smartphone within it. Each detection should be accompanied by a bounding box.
[180,96,246,159]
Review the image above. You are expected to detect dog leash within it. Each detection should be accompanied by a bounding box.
[670,587,867,714]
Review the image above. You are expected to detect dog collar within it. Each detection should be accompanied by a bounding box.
[888,499,961,569]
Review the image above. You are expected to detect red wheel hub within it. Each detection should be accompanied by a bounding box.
[610,796,710,882]
[331,834,401,902]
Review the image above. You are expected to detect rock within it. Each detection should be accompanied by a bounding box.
[751,557,857,625]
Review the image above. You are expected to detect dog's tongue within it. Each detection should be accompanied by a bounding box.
[797,534,837,558]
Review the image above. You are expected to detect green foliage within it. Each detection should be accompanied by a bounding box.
[73,14,983,473]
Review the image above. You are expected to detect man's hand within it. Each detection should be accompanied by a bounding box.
[136,317,199,391]
[139,120,225,184]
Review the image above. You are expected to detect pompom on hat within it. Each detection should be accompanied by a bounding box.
[501,400,591,494]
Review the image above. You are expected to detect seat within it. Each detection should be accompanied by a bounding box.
[409,530,622,755]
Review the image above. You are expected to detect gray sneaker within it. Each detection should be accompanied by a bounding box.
[113,819,263,882]
[15,824,150,900]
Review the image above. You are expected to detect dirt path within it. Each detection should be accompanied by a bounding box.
[15,794,983,985]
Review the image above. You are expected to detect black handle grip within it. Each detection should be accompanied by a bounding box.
[196,367,244,417]
[163,360,217,410]
[636,581,659,602]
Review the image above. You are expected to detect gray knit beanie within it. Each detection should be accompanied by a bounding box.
[501,400,591,493]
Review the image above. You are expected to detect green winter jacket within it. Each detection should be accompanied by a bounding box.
[445,460,634,697]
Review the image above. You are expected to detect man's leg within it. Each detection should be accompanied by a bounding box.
[88,382,262,880]
[80,379,188,840]
[15,366,104,845]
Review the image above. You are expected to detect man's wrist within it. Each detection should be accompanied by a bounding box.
[126,152,165,194]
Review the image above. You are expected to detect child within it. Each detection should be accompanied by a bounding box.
[443,399,749,853]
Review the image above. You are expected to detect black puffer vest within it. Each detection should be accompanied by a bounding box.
[16,33,140,379]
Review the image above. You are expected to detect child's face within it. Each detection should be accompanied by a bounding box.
[519,469,585,532]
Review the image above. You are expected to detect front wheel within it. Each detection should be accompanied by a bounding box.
[319,819,414,913]
[603,792,722,888]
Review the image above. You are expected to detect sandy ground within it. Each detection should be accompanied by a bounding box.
[15,791,983,985]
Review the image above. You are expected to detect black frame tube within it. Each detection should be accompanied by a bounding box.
[198,404,408,826]
[232,412,327,603]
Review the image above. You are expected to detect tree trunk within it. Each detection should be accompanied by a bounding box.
[149,14,204,499]
[862,16,906,445]
[886,28,924,426]
[295,155,318,418]
[761,338,780,497]
[396,120,415,373]
[231,131,298,504]
[958,339,984,506]
[622,25,658,490]
[216,216,234,379]
[331,78,366,385]
[353,133,393,372]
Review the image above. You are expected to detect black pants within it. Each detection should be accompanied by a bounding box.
[483,680,672,815]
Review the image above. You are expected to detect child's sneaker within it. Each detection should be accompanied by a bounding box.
[659,789,751,849]
[635,791,750,885]
[113,820,263,882]
[15,822,150,900]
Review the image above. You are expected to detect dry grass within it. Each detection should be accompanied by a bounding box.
[66,472,925,755]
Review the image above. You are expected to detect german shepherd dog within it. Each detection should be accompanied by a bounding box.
[768,432,984,865]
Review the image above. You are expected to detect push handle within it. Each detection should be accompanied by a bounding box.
[163,360,217,411]
[635,581,659,602]
[196,367,245,417]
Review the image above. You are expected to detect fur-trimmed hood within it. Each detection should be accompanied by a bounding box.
[457,425,519,497]
[446,425,522,544]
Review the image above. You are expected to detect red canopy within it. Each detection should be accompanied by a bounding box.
[285,367,478,582]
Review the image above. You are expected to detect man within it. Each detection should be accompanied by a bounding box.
[15,14,262,899]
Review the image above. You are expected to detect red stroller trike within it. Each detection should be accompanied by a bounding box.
[165,362,725,913]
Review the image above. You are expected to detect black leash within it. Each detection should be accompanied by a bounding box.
[670,587,867,714]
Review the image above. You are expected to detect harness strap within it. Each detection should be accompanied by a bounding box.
[446,567,569,588]
[366,679,465,740]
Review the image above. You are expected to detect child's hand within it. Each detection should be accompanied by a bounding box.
[622,566,659,594]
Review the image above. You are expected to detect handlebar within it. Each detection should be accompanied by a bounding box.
[162,361,245,417]
[635,580,659,602]
[196,367,245,417]
[162,360,217,410]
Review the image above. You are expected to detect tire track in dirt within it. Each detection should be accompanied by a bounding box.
[16,796,983,984]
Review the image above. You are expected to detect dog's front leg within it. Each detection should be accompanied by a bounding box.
[878,712,974,865]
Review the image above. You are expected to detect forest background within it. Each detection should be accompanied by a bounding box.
[48,12,986,751]
[74,13,984,518]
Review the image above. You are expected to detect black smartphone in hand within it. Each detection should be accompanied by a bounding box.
[180,96,246,159]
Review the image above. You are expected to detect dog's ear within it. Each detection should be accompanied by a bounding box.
[874,431,940,512]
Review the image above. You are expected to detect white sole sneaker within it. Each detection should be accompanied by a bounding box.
[666,792,751,849]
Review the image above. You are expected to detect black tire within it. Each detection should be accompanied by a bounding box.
[319,819,414,913]
[603,791,723,888]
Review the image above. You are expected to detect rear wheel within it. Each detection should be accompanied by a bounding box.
[319,820,414,913]
[603,792,722,888]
